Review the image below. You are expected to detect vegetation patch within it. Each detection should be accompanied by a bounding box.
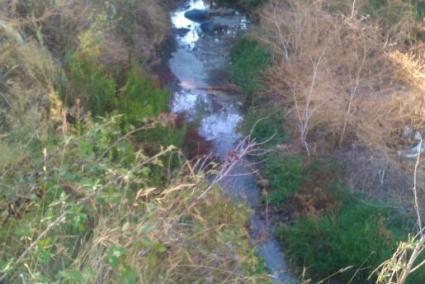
[251,140,423,283]
[0,117,269,283]
[244,107,285,147]
[0,1,272,282]
[279,200,425,283]
[230,38,270,96]
[120,66,169,124]
[67,53,117,116]
[258,0,425,153]
[262,154,303,206]
[230,0,425,283]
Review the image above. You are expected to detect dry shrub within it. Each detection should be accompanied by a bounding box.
[0,21,67,173]
[132,0,170,63]
[259,0,425,154]
[1,0,170,67]
[356,48,425,150]
[94,0,170,68]
[72,184,268,283]
[335,147,414,205]
[293,186,341,218]
[0,0,91,57]
[0,21,63,168]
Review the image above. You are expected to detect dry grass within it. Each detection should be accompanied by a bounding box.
[258,0,425,155]
[0,20,63,169]
[0,0,170,66]
[72,184,267,283]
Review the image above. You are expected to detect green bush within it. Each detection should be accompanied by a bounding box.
[244,107,285,147]
[263,154,303,206]
[268,156,425,283]
[67,53,117,116]
[230,38,270,96]
[411,0,425,21]
[120,66,169,124]
[67,53,169,123]
[280,200,425,283]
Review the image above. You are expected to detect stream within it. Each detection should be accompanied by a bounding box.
[168,0,296,282]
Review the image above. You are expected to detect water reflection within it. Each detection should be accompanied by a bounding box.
[171,0,207,48]
[199,110,242,157]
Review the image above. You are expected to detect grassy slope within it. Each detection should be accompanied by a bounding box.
[0,1,269,282]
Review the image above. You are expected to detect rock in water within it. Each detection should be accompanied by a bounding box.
[200,22,226,33]
[184,9,209,22]
[208,8,236,17]
[175,27,191,36]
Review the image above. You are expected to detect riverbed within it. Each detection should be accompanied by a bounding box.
[167,0,296,282]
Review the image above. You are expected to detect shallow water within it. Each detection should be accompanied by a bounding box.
[168,1,296,282]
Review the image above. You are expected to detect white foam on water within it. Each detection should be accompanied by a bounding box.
[199,110,242,156]
[189,0,207,10]
[240,17,248,30]
[171,0,207,48]
[172,89,208,114]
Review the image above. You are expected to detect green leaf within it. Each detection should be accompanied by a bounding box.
[137,223,156,234]
[106,246,126,269]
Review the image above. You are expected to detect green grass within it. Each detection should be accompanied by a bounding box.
[268,156,425,283]
[67,53,117,117]
[119,66,169,124]
[361,0,422,30]
[230,38,271,96]
[263,154,303,206]
[245,107,286,147]
[66,54,169,123]
[279,199,425,283]
[256,149,425,283]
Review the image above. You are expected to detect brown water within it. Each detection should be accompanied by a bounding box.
[168,1,297,282]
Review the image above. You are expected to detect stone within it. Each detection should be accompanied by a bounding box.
[200,22,226,33]
[175,27,191,36]
[184,9,209,22]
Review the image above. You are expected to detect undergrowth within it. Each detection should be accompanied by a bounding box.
[230,38,270,97]
[254,145,424,283]
[263,154,425,283]
[262,154,303,206]
[66,54,169,122]
[0,1,271,282]
[120,66,169,124]
[279,195,425,283]
[244,107,285,147]
[0,116,270,283]
[67,53,117,116]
